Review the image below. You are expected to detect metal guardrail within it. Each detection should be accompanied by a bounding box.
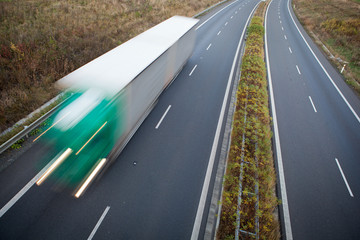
[0,96,69,155]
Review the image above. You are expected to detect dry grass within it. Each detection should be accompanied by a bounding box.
[0,0,220,132]
[293,0,360,94]
[254,0,269,19]
[217,13,280,240]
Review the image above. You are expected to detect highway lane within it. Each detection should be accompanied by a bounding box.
[0,0,260,239]
[266,0,360,239]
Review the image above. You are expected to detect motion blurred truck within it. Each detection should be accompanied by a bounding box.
[35,16,199,197]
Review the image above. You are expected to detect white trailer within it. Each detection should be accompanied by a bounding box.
[36,16,199,196]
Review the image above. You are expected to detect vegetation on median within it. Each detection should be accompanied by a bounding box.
[293,0,360,94]
[216,2,280,239]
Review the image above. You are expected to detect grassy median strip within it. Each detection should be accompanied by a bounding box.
[217,3,280,239]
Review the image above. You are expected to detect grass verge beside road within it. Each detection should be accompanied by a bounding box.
[216,2,280,239]
[292,0,360,95]
[0,0,221,145]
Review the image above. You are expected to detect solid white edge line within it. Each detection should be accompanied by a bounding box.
[207,43,212,51]
[0,152,64,218]
[196,0,239,30]
[155,105,171,129]
[87,206,111,240]
[335,158,354,197]
[296,65,301,75]
[287,0,360,124]
[190,2,261,239]
[265,0,293,239]
[189,65,198,76]
[308,96,317,113]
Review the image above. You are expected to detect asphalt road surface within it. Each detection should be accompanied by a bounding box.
[0,0,260,239]
[265,0,360,239]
